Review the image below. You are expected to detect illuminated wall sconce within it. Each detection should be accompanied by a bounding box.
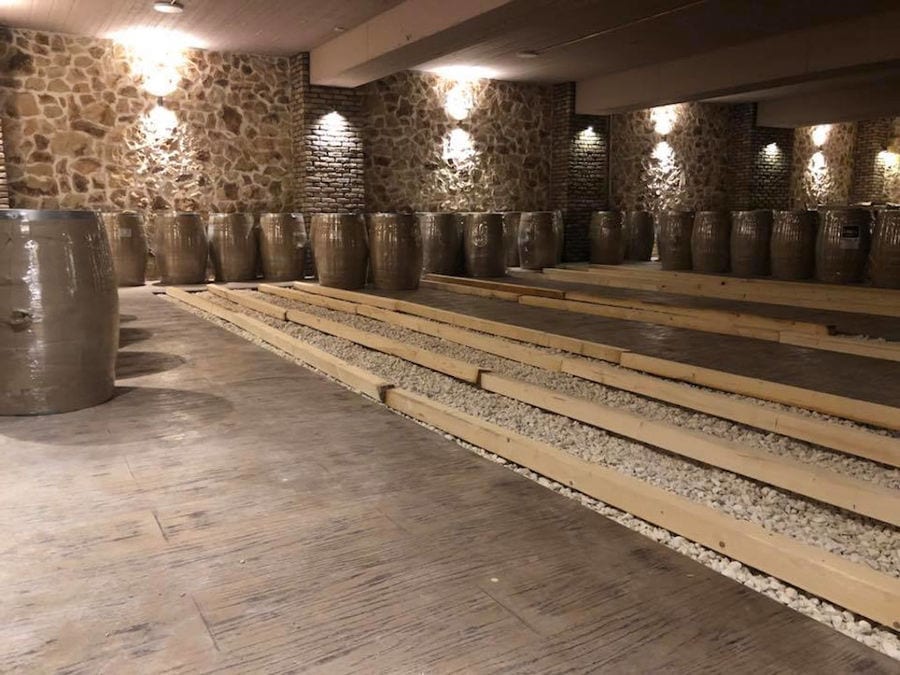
[809,150,827,172]
[877,147,900,170]
[652,140,675,167]
[142,104,178,141]
[650,104,680,136]
[321,111,347,134]
[111,27,192,98]
[810,124,831,148]
[763,142,780,157]
[442,128,477,164]
[431,65,494,121]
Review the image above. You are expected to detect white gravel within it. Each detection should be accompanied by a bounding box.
[166,292,900,658]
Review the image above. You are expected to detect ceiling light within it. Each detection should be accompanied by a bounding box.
[516,50,539,59]
[153,1,184,14]
[333,26,346,33]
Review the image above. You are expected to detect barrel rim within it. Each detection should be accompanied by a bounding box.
[259,212,304,218]
[0,209,100,221]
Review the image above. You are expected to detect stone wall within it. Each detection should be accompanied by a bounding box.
[0,26,294,212]
[851,117,900,204]
[0,118,8,207]
[610,102,731,212]
[362,70,552,212]
[789,122,856,208]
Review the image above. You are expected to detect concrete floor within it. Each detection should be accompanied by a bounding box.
[0,287,895,672]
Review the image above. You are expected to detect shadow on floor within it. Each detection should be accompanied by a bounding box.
[116,351,186,379]
[119,327,153,347]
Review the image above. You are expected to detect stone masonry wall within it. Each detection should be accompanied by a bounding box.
[362,70,552,212]
[610,102,731,212]
[789,122,856,208]
[0,26,294,212]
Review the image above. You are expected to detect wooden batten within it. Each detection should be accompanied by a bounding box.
[384,387,900,630]
[259,283,360,315]
[424,274,567,299]
[421,278,522,301]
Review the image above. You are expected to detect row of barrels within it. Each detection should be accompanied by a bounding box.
[101,210,566,290]
[590,208,900,287]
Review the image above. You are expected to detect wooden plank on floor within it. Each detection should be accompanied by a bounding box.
[421,279,522,302]
[620,352,900,431]
[383,387,900,630]
[424,274,567,299]
[207,285,287,320]
[542,267,900,318]
[165,288,392,401]
[564,359,900,468]
[479,373,900,526]
[779,332,900,363]
[259,283,360,315]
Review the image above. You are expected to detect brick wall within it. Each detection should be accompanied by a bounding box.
[851,118,893,203]
[289,53,365,213]
[0,119,8,208]
[727,104,794,210]
[549,83,608,262]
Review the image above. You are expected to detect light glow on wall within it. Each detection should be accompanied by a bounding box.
[110,27,199,97]
[445,82,475,121]
[878,149,899,170]
[321,111,347,135]
[652,140,676,169]
[578,126,599,144]
[141,105,178,142]
[763,142,780,157]
[442,128,477,165]
[430,65,496,82]
[811,124,831,148]
[650,104,680,136]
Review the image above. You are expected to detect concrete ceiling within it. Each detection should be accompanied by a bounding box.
[0,0,405,53]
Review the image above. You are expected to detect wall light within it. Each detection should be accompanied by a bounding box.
[142,104,178,142]
[445,82,474,121]
[110,27,198,97]
[652,140,675,167]
[877,149,899,170]
[811,124,831,148]
[430,65,496,82]
[321,111,347,134]
[577,126,600,145]
[442,128,477,164]
[650,104,680,136]
[763,142,780,157]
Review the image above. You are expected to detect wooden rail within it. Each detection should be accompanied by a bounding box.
[544,266,900,318]
[288,283,900,430]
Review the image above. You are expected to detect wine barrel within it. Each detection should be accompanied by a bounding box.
[552,210,565,264]
[815,208,871,284]
[418,212,463,276]
[691,211,731,273]
[624,211,654,261]
[519,211,558,270]
[100,211,148,286]
[259,213,306,281]
[502,212,522,267]
[368,213,423,290]
[770,210,817,280]
[1,210,118,415]
[869,210,900,288]
[153,212,208,285]
[731,210,773,277]
[312,213,369,289]
[589,211,625,265]
[656,211,694,270]
[464,212,505,278]
[208,213,257,282]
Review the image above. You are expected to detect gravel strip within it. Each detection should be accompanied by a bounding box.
[165,293,900,658]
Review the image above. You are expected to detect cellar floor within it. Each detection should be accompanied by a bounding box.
[0,287,894,673]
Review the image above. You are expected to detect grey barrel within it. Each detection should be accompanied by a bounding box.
[153,212,208,285]
[464,212,505,278]
[259,212,306,281]
[869,210,900,289]
[208,213,257,282]
[770,210,817,281]
[100,211,148,286]
[368,213,423,290]
[815,207,871,284]
[731,210,773,277]
[1,210,119,415]
[519,211,559,270]
[624,211,654,261]
[657,211,694,270]
[691,211,731,274]
[502,212,522,267]
[589,211,626,265]
[418,212,463,276]
[312,213,369,289]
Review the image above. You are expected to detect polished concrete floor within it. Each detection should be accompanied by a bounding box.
[0,288,895,673]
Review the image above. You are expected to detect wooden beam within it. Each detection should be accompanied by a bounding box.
[542,267,900,318]
[565,359,900,468]
[620,353,900,431]
[164,288,392,402]
[207,285,287,320]
[384,387,900,630]
[259,283,360,315]
[268,285,900,467]
[421,278,522,302]
[480,373,900,526]
[779,332,900,363]
[424,274,566,299]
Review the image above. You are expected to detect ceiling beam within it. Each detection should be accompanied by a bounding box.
[310,0,516,87]
[575,8,900,115]
[757,79,900,128]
